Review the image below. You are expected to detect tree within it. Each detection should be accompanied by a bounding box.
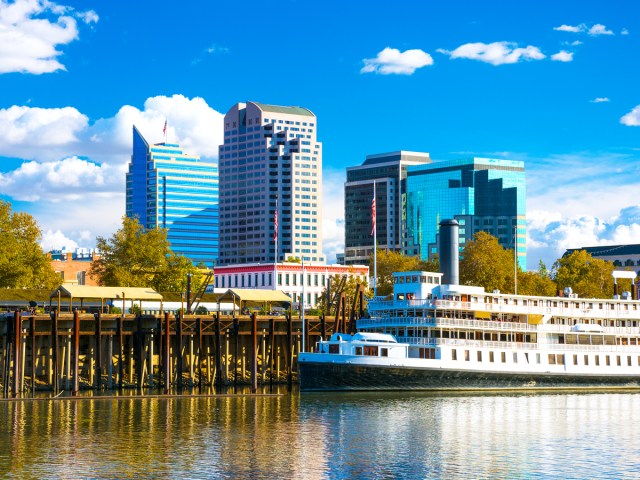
[553,250,617,298]
[0,200,59,289]
[371,250,439,296]
[459,231,515,293]
[90,216,198,292]
[517,270,557,296]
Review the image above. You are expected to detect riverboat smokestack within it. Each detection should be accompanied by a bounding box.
[439,219,459,285]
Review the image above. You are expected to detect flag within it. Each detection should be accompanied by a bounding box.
[162,120,167,136]
[273,208,278,241]
[370,193,376,236]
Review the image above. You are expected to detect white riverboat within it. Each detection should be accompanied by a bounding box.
[299,270,640,391]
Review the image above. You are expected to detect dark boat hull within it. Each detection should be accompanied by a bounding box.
[299,361,640,392]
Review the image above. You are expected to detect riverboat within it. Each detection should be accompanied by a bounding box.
[298,220,640,391]
[299,270,640,391]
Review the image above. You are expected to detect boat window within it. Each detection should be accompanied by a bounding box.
[489,351,494,362]
[573,354,578,365]
[548,354,556,365]
[595,355,600,366]
[381,348,388,357]
[606,356,611,366]
[412,276,418,283]
[464,350,470,361]
[364,346,378,356]
[584,355,589,365]
[421,276,427,283]
[355,347,363,355]
[513,352,518,363]
[329,344,339,354]
[501,352,506,363]
[617,356,621,366]
[452,349,457,361]
[477,351,482,362]
[628,356,632,367]
[428,276,433,284]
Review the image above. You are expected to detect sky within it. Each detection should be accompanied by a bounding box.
[0,0,638,270]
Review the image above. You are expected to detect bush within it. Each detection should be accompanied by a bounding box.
[195,305,208,315]
[110,306,122,314]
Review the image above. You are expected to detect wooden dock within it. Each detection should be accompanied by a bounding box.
[0,310,343,398]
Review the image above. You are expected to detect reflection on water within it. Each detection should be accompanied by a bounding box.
[1,391,639,479]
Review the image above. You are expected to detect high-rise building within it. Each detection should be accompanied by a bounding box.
[344,151,431,265]
[218,102,323,265]
[405,157,526,270]
[126,126,218,267]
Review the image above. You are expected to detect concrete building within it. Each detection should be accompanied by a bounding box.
[213,263,369,308]
[564,244,640,274]
[405,157,526,270]
[126,126,218,267]
[344,151,431,265]
[218,102,323,265]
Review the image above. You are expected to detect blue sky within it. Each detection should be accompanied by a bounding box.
[0,0,638,269]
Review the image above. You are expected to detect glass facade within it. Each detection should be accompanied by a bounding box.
[405,158,526,270]
[126,127,218,267]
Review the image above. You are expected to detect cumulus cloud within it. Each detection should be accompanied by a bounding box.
[438,42,545,65]
[322,168,345,264]
[0,94,224,250]
[527,206,640,269]
[41,229,78,252]
[551,50,573,62]
[0,0,98,74]
[590,97,610,103]
[361,47,434,75]
[620,105,640,126]
[621,28,629,35]
[553,23,614,36]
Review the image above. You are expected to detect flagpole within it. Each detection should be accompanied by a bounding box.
[301,257,305,353]
[373,181,377,297]
[273,195,278,290]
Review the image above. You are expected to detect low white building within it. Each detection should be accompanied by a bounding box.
[213,262,369,308]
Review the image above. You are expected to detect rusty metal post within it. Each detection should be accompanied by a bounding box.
[51,311,59,394]
[250,313,257,393]
[30,315,36,397]
[214,314,223,387]
[12,310,21,396]
[73,309,80,395]
[95,312,102,389]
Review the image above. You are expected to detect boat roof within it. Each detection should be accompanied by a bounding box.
[353,332,398,343]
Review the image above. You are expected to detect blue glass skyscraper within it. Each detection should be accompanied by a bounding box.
[126,126,218,267]
[405,157,526,270]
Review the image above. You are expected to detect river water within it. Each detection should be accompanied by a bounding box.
[0,390,639,479]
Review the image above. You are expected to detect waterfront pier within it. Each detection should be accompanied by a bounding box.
[0,310,350,397]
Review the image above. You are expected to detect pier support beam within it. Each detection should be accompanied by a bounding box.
[73,309,80,395]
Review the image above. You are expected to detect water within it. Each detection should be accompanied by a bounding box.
[1,391,639,479]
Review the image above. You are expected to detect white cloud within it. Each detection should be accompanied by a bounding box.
[322,168,345,264]
[553,23,614,36]
[438,42,545,65]
[620,105,640,126]
[361,47,434,75]
[588,24,613,36]
[621,28,629,35]
[41,229,78,252]
[0,0,98,74]
[590,97,610,103]
[527,206,640,268]
[554,24,585,33]
[551,50,573,62]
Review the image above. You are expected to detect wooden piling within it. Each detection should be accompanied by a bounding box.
[214,314,223,387]
[197,317,203,390]
[51,311,59,394]
[12,310,21,396]
[233,318,239,388]
[177,311,183,390]
[136,315,143,390]
[286,313,292,387]
[163,312,170,394]
[268,317,275,387]
[73,309,80,395]
[95,312,102,389]
[30,316,36,396]
[250,313,257,393]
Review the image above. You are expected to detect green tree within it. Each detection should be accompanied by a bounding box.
[517,270,557,296]
[90,216,198,291]
[553,250,617,298]
[460,231,516,293]
[372,250,439,296]
[0,200,59,289]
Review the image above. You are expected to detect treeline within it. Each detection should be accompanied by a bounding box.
[372,231,632,299]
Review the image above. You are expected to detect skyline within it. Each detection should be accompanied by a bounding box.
[0,0,639,270]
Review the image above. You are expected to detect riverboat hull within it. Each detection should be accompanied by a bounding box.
[298,360,640,392]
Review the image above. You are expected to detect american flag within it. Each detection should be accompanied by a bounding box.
[162,120,167,136]
[370,192,376,236]
[273,208,278,241]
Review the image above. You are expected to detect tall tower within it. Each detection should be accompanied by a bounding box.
[125,126,219,267]
[218,102,323,265]
[405,157,526,270]
[344,151,431,265]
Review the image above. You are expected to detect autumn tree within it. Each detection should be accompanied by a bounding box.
[517,270,557,296]
[459,231,516,293]
[0,200,59,289]
[90,216,199,292]
[372,249,439,296]
[553,250,617,298]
